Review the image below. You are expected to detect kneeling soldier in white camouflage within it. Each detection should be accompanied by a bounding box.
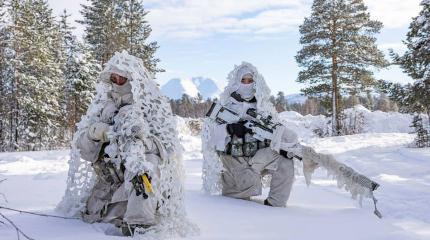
[202,62,298,207]
[58,51,191,237]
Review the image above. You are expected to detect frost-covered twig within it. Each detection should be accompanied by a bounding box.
[0,206,79,220]
[0,178,8,203]
[0,212,35,240]
[0,193,7,203]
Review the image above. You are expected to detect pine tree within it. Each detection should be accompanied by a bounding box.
[0,0,22,151]
[59,10,100,139]
[79,0,126,65]
[79,0,162,73]
[391,0,430,128]
[377,80,410,112]
[296,0,388,135]
[120,0,162,73]
[365,90,374,110]
[303,97,320,115]
[411,114,430,148]
[2,0,64,150]
[345,94,360,108]
[66,47,100,132]
[376,93,391,112]
[274,91,288,112]
[0,0,12,150]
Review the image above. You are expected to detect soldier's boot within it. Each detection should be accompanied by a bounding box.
[121,223,152,237]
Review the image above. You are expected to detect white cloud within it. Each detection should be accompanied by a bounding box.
[147,0,309,39]
[48,0,423,40]
[364,0,421,29]
[147,0,423,40]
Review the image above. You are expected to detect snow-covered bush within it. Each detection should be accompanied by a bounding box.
[279,105,417,140]
[279,111,330,140]
[340,109,365,135]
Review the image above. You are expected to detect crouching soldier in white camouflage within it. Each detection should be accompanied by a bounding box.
[202,62,298,207]
[57,51,193,237]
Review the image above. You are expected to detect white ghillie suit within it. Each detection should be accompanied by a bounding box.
[57,51,196,238]
[202,62,299,207]
[202,62,380,212]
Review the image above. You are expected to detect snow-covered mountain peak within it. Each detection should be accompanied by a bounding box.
[160,78,199,99]
[161,77,221,100]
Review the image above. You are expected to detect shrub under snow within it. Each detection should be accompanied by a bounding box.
[279,105,419,140]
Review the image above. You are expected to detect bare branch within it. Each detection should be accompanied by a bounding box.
[0,178,7,203]
[0,212,35,240]
[0,206,79,220]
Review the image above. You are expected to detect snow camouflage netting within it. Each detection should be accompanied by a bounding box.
[57,51,197,238]
[301,146,376,204]
[201,62,278,194]
[201,62,379,209]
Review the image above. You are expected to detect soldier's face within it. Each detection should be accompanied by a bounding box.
[241,77,254,84]
[110,73,128,86]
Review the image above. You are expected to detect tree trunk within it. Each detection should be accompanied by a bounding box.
[330,18,341,136]
[0,75,3,150]
[427,107,430,129]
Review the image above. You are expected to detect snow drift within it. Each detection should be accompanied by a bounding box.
[279,105,419,140]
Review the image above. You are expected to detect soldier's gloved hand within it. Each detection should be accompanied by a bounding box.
[100,100,118,124]
[227,121,252,138]
[130,173,152,199]
[280,150,294,159]
[88,122,110,142]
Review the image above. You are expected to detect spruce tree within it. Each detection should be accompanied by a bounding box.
[79,0,162,73]
[121,0,162,73]
[4,0,64,150]
[67,46,100,131]
[1,0,22,151]
[391,0,430,127]
[365,90,374,110]
[0,0,12,150]
[296,0,387,135]
[59,10,100,139]
[275,91,287,112]
[79,0,125,65]
[375,93,391,112]
[411,114,430,148]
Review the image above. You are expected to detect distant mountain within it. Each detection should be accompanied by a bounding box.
[191,77,221,100]
[161,77,221,100]
[161,78,306,104]
[285,93,307,104]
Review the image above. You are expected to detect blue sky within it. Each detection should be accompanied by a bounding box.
[48,0,423,94]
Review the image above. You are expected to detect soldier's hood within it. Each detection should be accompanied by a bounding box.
[219,61,278,119]
[96,51,180,153]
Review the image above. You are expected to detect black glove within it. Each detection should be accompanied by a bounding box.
[280,150,293,159]
[227,121,252,138]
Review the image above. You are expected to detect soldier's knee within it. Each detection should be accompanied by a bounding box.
[277,158,294,177]
[236,168,260,190]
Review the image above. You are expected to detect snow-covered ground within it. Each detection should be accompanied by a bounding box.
[0,123,429,239]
